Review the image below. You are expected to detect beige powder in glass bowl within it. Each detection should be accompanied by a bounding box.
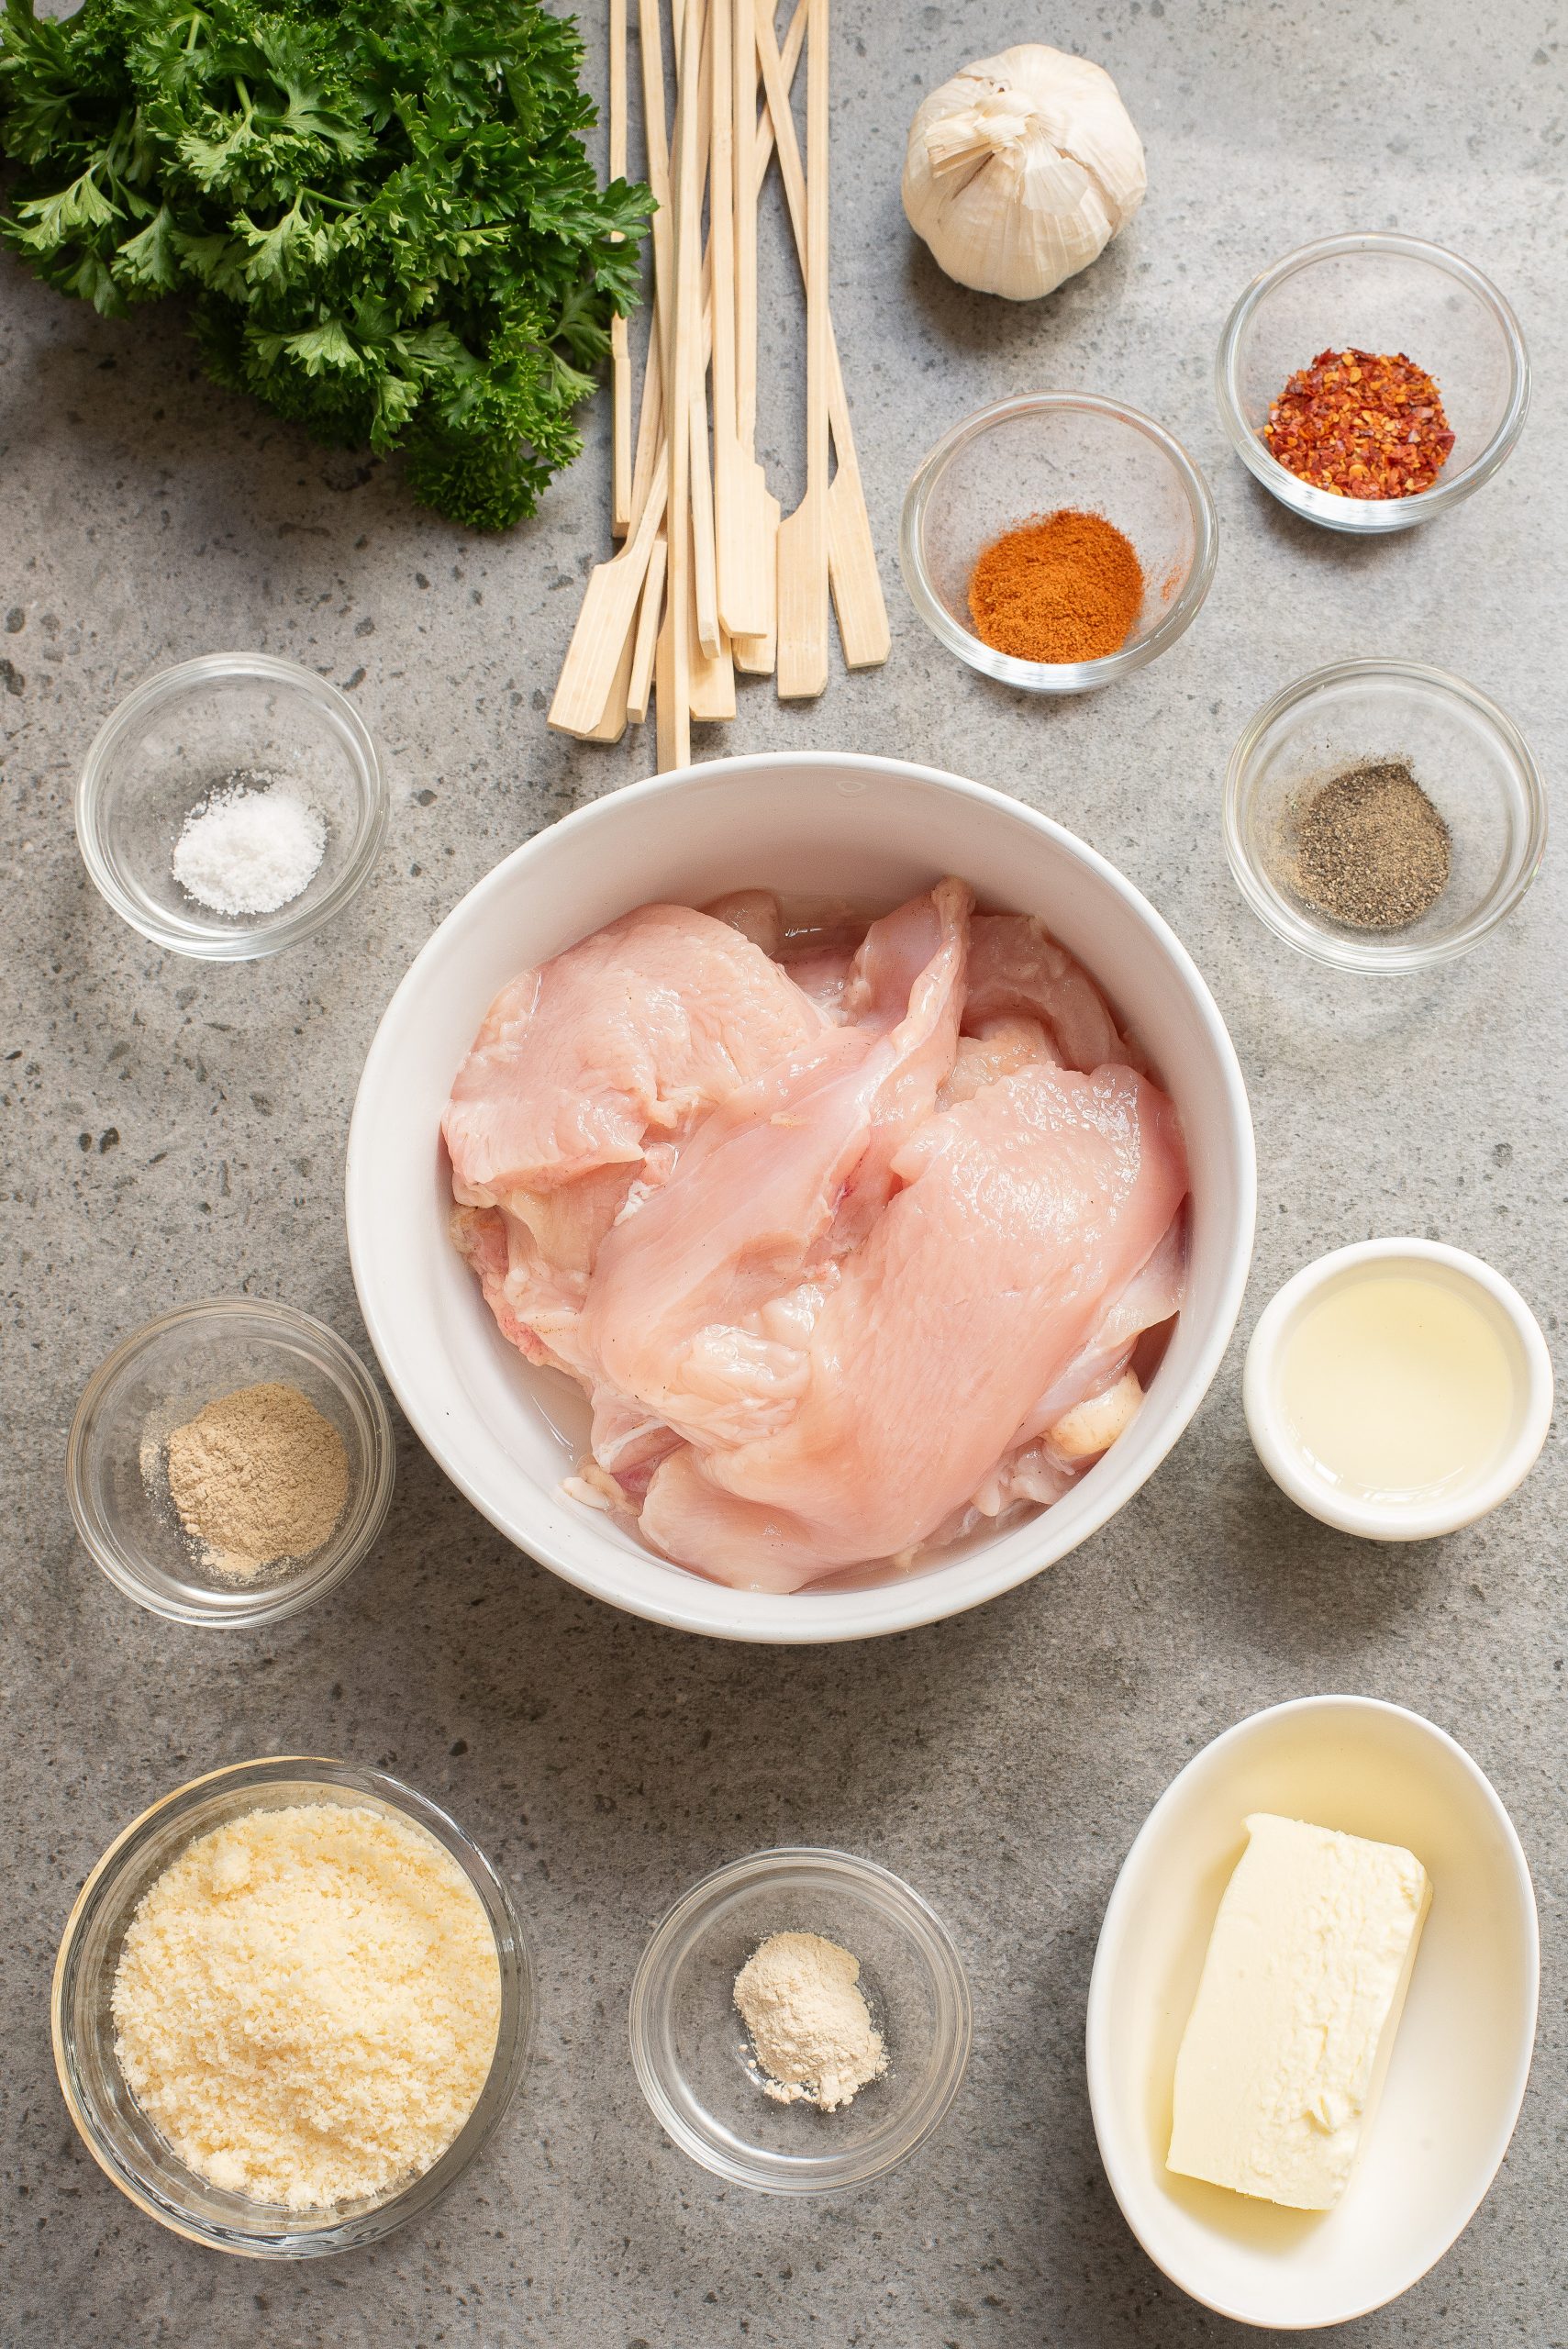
[161,1380,350,1580]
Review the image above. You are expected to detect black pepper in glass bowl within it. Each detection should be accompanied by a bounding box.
[1289,760,1451,931]
[1224,660,1546,974]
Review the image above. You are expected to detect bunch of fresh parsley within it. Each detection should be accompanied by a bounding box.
[0,0,651,528]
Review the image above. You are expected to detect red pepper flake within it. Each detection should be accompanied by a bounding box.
[1262,347,1456,499]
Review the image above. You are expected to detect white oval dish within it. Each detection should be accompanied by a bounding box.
[1243,1240,1552,1541]
[346,751,1255,1643]
[1086,1695,1540,2331]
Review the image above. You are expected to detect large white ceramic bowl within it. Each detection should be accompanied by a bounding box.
[1086,1697,1540,2330]
[346,753,1255,1642]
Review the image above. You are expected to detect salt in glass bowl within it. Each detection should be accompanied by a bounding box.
[1216,233,1529,534]
[1224,659,1547,973]
[899,393,1218,694]
[52,1758,533,2257]
[628,1846,972,2193]
[75,651,387,958]
[66,1297,396,1627]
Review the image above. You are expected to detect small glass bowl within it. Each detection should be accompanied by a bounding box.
[628,1847,971,2194]
[76,652,387,959]
[1216,233,1529,534]
[67,1297,396,1626]
[899,393,1218,694]
[53,1758,533,2257]
[1225,660,1547,973]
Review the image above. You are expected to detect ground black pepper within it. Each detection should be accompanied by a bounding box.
[1290,760,1451,930]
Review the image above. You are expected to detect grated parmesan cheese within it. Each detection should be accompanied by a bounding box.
[112,1800,501,2211]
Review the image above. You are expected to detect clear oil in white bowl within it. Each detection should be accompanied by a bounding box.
[1276,1270,1518,1508]
[1246,1242,1552,1541]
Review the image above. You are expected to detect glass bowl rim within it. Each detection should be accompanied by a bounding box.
[1214,230,1530,529]
[74,650,389,962]
[65,1295,397,1627]
[51,1755,534,2258]
[898,391,1220,693]
[628,1843,973,2195]
[1223,656,1549,973]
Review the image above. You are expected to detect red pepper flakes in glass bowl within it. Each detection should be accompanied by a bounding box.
[1263,348,1456,499]
[1216,234,1529,536]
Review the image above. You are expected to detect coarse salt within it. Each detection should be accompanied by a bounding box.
[172,770,327,917]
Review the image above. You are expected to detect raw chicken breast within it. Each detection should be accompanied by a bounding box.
[963,912,1129,1072]
[442,877,1189,1594]
[581,883,970,1453]
[639,1060,1187,1588]
[443,904,824,1214]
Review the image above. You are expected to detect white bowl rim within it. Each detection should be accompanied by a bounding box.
[74,650,389,963]
[346,749,1257,1643]
[1222,657,1549,973]
[1085,1692,1541,2331]
[899,391,1220,694]
[1242,1239,1554,1540]
[1214,230,1531,532]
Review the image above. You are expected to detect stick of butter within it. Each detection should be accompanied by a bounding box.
[1167,1812,1431,2210]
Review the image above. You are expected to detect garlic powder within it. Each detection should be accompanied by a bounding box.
[733,1931,886,2111]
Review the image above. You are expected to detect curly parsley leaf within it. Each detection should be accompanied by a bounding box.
[0,0,651,529]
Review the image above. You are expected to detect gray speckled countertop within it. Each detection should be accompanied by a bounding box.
[3,1,1563,2342]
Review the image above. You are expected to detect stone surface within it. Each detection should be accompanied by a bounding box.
[2,2,1563,2342]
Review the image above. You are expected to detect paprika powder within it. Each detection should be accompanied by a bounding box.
[967,508,1144,664]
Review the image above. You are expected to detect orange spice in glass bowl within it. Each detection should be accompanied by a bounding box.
[899,394,1218,696]
[967,509,1143,664]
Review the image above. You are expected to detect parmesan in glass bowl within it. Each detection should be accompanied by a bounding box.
[52,1759,533,2256]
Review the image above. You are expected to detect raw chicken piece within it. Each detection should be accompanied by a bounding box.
[780,902,874,1022]
[450,1203,593,1378]
[963,913,1129,1073]
[1013,1210,1186,1439]
[639,1059,1188,1588]
[703,889,784,958]
[781,948,856,1021]
[580,883,971,1457]
[443,904,825,1215]
[938,1016,1057,1108]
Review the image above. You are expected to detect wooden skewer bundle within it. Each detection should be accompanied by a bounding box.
[549,0,888,759]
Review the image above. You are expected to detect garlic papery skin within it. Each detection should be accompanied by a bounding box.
[902,45,1146,301]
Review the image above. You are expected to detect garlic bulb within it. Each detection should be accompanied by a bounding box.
[902,45,1146,301]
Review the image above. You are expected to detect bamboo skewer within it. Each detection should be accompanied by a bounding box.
[731,0,804,674]
[712,0,769,643]
[609,0,632,537]
[753,0,888,670]
[774,0,830,700]
[686,0,724,666]
[588,0,806,716]
[548,0,672,739]
[627,531,667,722]
[657,0,705,769]
[547,473,668,738]
[637,0,675,378]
